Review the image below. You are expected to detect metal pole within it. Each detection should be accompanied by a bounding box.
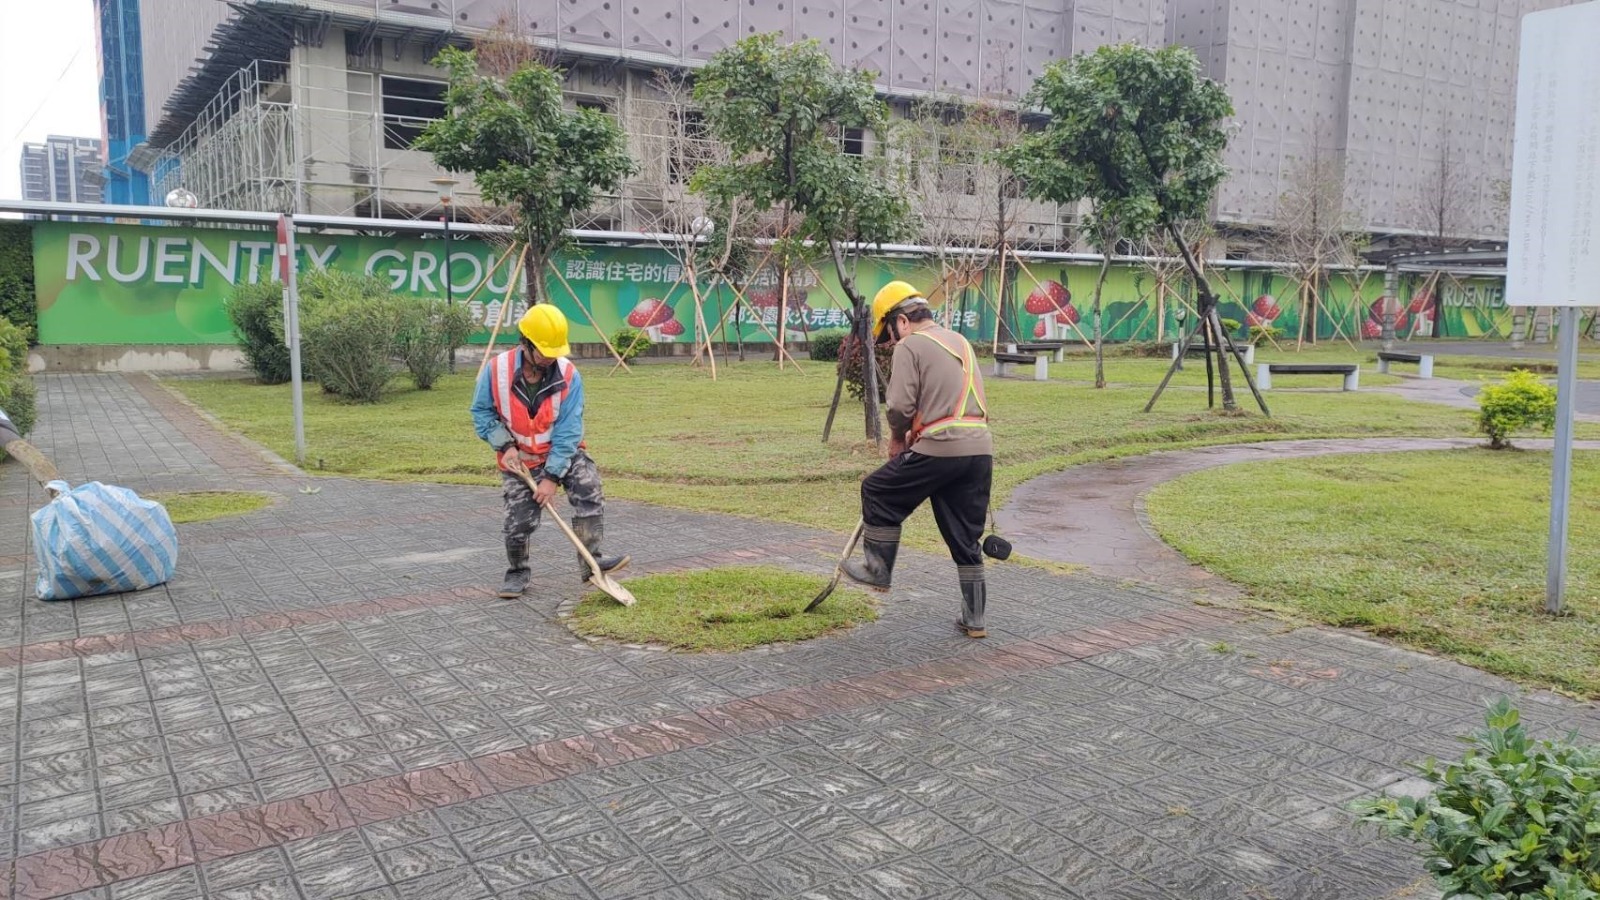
[1545,306,1579,615]
[444,202,455,374]
[279,215,308,467]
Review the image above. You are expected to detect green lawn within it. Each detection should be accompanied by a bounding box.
[1146,450,1600,697]
[167,352,1487,552]
[150,490,276,524]
[567,565,876,652]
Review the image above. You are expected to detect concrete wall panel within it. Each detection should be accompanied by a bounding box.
[684,0,742,56]
[980,0,1025,95]
[939,0,982,92]
[844,0,893,78]
[891,0,937,90]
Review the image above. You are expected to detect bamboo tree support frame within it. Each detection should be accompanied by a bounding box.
[546,262,633,373]
[475,249,530,381]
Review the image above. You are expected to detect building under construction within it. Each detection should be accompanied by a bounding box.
[118,0,1565,250]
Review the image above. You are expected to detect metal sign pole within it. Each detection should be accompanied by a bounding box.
[277,215,307,467]
[1545,306,1579,614]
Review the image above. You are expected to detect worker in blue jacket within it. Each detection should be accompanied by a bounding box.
[471,305,628,598]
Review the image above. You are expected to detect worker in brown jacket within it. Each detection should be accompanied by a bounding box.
[842,281,993,637]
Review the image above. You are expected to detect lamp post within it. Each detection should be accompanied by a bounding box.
[431,176,459,373]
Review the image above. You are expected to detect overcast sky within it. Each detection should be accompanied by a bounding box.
[0,1,103,200]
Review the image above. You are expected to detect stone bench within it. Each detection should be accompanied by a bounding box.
[1377,351,1434,378]
[993,352,1049,381]
[1256,362,1359,391]
[1173,342,1254,368]
[1008,341,1067,363]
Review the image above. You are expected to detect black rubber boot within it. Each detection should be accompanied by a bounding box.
[842,525,900,591]
[498,538,530,599]
[956,566,987,638]
[572,515,629,582]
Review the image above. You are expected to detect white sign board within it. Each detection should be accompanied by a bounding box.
[1505,1,1600,308]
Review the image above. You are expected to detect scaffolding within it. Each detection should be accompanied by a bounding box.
[148,53,1076,245]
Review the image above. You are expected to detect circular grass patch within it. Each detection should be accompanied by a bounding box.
[567,565,877,652]
[148,491,276,524]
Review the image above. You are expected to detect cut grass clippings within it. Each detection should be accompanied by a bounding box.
[567,565,876,652]
[165,351,1529,555]
[150,490,275,524]
[1145,449,1600,697]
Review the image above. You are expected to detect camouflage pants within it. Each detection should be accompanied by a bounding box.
[501,451,606,540]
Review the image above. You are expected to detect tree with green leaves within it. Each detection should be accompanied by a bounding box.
[417,47,635,305]
[1003,43,1264,413]
[692,33,916,442]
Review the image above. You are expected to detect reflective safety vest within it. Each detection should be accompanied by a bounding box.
[907,329,989,444]
[490,349,583,470]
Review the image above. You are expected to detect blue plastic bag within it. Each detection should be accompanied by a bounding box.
[30,480,178,601]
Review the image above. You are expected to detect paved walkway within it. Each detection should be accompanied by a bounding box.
[2,375,1598,900]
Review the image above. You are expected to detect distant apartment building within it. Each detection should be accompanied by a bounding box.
[104,0,1570,249]
[19,135,104,204]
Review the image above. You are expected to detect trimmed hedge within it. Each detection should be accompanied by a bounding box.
[0,222,35,337]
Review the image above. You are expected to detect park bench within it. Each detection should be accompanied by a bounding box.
[1376,350,1434,378]
[993,351,1049,381]
[1255,362,1359,391]
[1172,341,1254,368]
[1008,341,1067,363]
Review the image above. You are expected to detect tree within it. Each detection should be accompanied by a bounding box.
[693,34,915,442]
[896,97,1026,346]
[1411,123,1473,247]
[1002,43,1263,413]
[1265,132,1367,347]
[416,47,635,305]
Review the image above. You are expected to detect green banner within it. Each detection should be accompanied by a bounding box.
[30,221,1509,346]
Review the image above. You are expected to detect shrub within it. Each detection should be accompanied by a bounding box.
[839,331,895,403]
[808,329,849,362]
[612,327,651,362]
[226,282,293,384]
[1248,324,1281,345]
[1220,316,1243,335]
[1478,369,1557,449]
[396,300,475,390]
[0,222,35,335]
[299,280,406,404]
[0,317,35,436]
[1352,698,1600,900]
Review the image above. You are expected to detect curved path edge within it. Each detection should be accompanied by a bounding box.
[997,436,1600,597]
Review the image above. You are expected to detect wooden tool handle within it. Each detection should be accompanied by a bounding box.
[5,439,61,495]
[509,467,606,577]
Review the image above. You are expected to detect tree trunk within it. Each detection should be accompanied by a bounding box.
[1092,251,1111,389]
[822,240,882,444]
[1164,221,1237,411]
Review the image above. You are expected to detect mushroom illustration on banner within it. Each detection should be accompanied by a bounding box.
[626,297,677,342]
[1362,298,1411,340]
[1245,295,1282,329]
[1023,280,1076,340]
[1407,290,1436,337]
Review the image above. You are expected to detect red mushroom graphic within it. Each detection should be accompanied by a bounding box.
[1024,281,1075,338]
[626,297,675,341]
[1363,299,1410,339]
[1246,295,1283,329]
[1033,318,1049,338]
[658,319,686,341]
[1406,291,1435,336]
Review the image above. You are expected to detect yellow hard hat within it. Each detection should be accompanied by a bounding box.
[871,281,925,339]
[517,304,571,358]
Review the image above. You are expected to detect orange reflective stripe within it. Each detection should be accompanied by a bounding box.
[908,331,988,437]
